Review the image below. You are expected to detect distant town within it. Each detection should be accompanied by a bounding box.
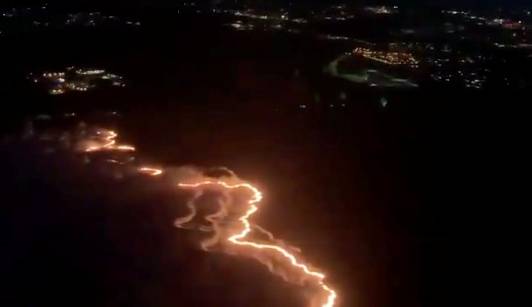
[2,2,532,92]
[28,67,125,95]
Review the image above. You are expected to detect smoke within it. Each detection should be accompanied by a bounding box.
[172,168,326,290]
[18,120,336,307]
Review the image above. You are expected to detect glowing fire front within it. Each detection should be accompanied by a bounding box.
[82,129,135,152]
[76,127,337,307]
[177,181,337,307]
[138,167,163,176]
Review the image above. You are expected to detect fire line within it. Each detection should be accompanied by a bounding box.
[178,181,337,307]
[79,128,338,307]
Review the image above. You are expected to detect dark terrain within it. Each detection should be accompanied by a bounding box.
[1,7,496,307]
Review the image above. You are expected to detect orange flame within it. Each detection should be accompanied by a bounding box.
[138,167,164,176]
[80,128,337,307]
[84,129,136,152]
[178,181,337,307]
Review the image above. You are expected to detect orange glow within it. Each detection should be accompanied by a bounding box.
[84,129,135,152]
[138,167,163,176]
[80,128,338,307]
[178,181,337,307]
[116,145,136,151]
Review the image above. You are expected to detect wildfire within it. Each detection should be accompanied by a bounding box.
[178,181,337,307]
[84,129,136,152]
[76,127,338,307]
[138,167,164,176]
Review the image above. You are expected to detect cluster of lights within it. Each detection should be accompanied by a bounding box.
[2,7,140,31]
[65,82,90,92]
[42,72,65,78]
[326,54,419,88]
[321,15,355,21]
[227,22,254,31]
[1,6,45,18]
[75,69,105,75]
[427,52,491,89]
[364,6,399,15]
[226,20,289,32]
[430,70,488,89]
[442,10,524,29]
[463,71,488,89]
[65,12,141,28]
[232,10,270,20]
[292,18,308,24]
[30,67,125,95]
[50,88,65,95]
[219,8,309,25]
[353,47,419,66]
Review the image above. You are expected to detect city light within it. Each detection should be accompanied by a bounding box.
[353,47,419,67]
[29,67,125,95]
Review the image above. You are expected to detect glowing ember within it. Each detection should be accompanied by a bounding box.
[138,167,164,176]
